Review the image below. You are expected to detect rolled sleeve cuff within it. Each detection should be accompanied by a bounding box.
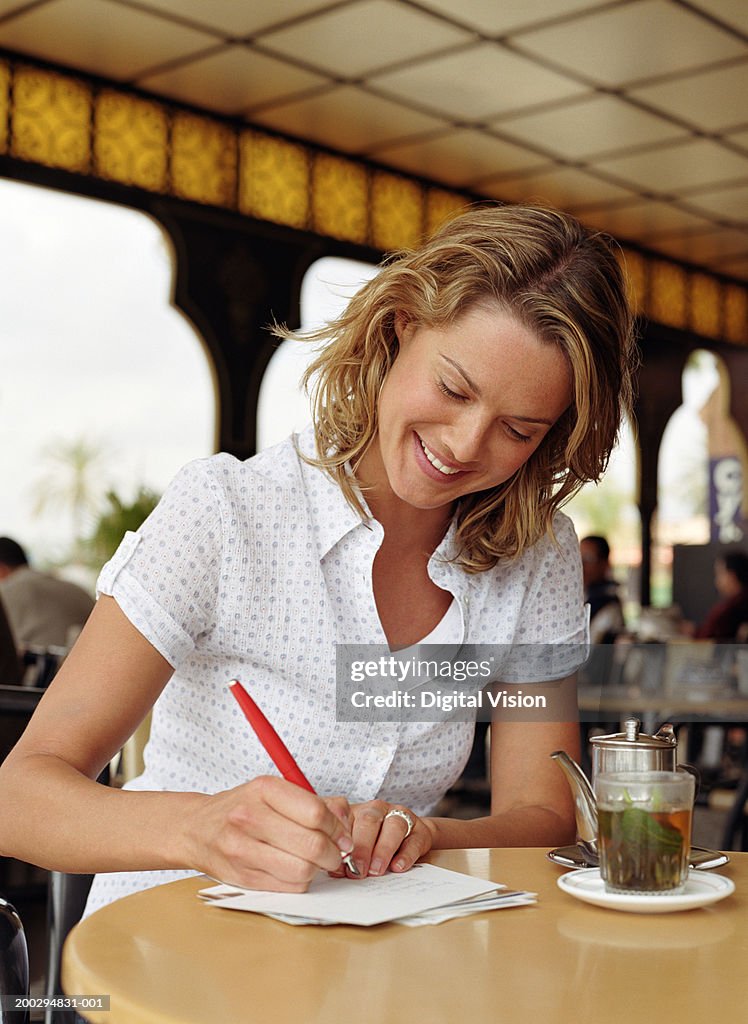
[96,531,194,668]
[499,612,591,683]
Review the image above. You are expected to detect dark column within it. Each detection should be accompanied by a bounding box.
[151,203,333,459]
[719,347,748,448]
[634,326,692,606]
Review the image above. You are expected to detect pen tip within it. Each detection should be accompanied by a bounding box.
[342,854,361,876]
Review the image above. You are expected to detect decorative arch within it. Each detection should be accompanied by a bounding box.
[0,177,216,561]
[658,350,748,618]
[563,413,641,609]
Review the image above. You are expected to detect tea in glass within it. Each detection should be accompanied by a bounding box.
[595,771,695,895]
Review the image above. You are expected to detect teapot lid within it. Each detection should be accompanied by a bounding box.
[590,717,677,750]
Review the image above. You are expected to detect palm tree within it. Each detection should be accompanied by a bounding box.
[81,487,160,571]
[31,437,111,555]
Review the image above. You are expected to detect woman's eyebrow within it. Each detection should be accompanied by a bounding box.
[440,354,554,425]
[441,354,482,396]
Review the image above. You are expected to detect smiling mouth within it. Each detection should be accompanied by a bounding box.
[418,435,461,475]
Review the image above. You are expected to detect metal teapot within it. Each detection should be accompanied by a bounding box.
[551,718,686,864]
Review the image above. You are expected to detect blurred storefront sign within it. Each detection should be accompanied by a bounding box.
[710,456,745,544]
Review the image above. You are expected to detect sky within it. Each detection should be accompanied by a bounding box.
[0,176,717,568]
[1,178,214,559]
[0,177,378,563]
[257,257,378,450]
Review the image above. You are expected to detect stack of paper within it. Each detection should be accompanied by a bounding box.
[198,863,536,926]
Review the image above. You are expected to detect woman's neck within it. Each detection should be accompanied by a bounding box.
[354,442,453,555]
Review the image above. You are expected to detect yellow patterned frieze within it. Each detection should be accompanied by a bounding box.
[312,154,367,244]
[94,91,168,193]
[0,60,9,155]
[171,113,237,208]
[371,171,423,252]
[11,65,90,172]
[239,131,309,230]
[724,284,748,346]
[649,259,687,331]
[425,188,468,237]
[691,272,721,341]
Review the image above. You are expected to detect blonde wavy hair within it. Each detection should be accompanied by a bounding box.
[278,203,637,572]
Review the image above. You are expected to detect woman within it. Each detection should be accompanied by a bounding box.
[694,550,748,640]
[0,204,636,912]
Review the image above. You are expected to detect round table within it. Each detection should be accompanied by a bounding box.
[62,848,748,1024]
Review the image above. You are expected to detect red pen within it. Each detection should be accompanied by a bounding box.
[228,679,359,875]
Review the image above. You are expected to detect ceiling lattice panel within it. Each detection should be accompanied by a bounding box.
[0,0,746,281]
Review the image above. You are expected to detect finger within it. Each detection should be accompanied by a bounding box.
[388,834,424,873]
[324,795,354,834]
[348,801,389,876]
[319,794,354,876]
[229,778,353,873]
[368,809,415,876]
[226,804,347,877]
[215,834,320,891]
[390,816,436,873]
[257,777,355,862]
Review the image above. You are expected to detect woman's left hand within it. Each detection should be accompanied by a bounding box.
[327,799,435,878]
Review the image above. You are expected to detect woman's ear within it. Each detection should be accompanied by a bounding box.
[394,311,411,343]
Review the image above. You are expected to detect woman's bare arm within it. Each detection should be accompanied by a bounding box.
[427,679,579,850]
[0,596,354,890]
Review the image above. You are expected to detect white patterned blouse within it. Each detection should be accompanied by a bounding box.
[84,426,586,913]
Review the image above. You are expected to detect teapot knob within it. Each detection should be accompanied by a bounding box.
[654,722,677,745]
[624,717,641,741]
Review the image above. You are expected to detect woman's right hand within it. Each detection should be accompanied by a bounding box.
[181,777,355,892]
[0,596,354,885]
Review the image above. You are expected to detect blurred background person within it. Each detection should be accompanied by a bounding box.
[693,549,748,641]
[580,535,625,645]
[679,549,748,780]
[0,536,94,652]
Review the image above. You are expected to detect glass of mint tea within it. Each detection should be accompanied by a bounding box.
[595,771,695,894]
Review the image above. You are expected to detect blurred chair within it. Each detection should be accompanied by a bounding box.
[43,765,108,1024]
[20,647,67,689]
[708,770,748,851]
[660,640,717,696]
[0,686,48,904]
[44,873,94,1024]
[0,896,29,1024]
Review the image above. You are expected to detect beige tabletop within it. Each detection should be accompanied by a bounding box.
[63,848,748,1024]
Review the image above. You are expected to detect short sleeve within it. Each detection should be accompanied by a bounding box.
[96,459,222,667]
[500,513,589,682]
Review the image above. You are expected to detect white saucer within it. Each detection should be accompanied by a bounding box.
[557,869,735,913]
[547,844,729,871]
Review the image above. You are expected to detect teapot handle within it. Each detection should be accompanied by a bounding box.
[677,762,700,799]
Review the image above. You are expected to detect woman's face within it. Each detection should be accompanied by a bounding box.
[369,300,572,512]
[714,559,740,598]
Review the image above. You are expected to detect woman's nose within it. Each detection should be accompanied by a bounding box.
[444,412,490,465]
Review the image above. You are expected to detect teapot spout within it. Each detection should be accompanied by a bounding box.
[550,750,599,861]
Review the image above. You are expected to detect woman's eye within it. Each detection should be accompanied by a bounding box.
[505,424,532,443]
[437,379,467,402]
